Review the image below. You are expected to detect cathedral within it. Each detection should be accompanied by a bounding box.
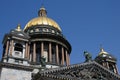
[0,6,120,80]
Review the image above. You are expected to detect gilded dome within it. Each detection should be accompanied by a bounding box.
[24,7,61,31]
[99,48,108,55]
[98,48,116,60]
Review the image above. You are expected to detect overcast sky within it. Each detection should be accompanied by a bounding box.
[0,0,120,72]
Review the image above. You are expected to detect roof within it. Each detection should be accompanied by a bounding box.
[2,25,30,44]
[9,29,30,39]
[33,61,120,80]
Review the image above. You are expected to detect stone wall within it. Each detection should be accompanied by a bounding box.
[0,68,31,80]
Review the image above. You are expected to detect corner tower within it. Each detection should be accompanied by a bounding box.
[1,24,30,65]
[95,48,119,74]
[24,6,71,67]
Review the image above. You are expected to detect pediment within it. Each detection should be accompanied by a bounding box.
[34,61,120,80]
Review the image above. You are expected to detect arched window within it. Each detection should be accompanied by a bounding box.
[14,43,23,52]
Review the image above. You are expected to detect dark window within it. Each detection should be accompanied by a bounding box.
[36,49,41,63]
[109,64,114,72]
[14,43,23,52]
[52,45,56,63]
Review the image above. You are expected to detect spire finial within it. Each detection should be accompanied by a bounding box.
[100,44,104,52]
[38,5,47,17]
[99,45,108,55]
[16,24,21,31]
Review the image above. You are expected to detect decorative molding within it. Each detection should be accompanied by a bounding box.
[0,62,33,71]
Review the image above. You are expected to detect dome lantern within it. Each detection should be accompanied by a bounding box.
[99,48,108,56]
[16,24,22,31]
[38,6,47,17]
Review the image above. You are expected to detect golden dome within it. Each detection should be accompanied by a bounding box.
[24,7,61,31]
[24,17,61,31]
[99,48,108,55]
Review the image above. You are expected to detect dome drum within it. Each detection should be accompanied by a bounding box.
[25,25,62,37]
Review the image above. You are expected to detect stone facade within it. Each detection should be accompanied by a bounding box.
[0,68,31,80]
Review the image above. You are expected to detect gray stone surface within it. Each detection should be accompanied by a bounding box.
[0,68,31,80]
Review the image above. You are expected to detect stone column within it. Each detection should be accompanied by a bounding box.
[49,42,52,62]
[41,42,44,57]
[33,43,36,62]
[5,40,9,56]
[113,65,117,74]
[106,62,109,69]
[10,40,14,56]
[115,64,119,74]
[27,44,30,59]
[25,43,28,58]
[102,62,104,66]
[61,47,64,65]
[68,53,70,65]
[56,44,59,64]
[65,50,68,66]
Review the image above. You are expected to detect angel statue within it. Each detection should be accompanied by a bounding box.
[84,51,92,62]
[40,56,46,68]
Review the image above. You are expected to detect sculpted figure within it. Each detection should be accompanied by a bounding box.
[84,51,92,62]
[41,56,46,68]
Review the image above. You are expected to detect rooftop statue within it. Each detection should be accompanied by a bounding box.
[41,56,46,68]
[84,51,92,62]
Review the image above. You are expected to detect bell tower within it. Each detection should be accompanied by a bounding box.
[95,48,119,74]
[2,24,30,65]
